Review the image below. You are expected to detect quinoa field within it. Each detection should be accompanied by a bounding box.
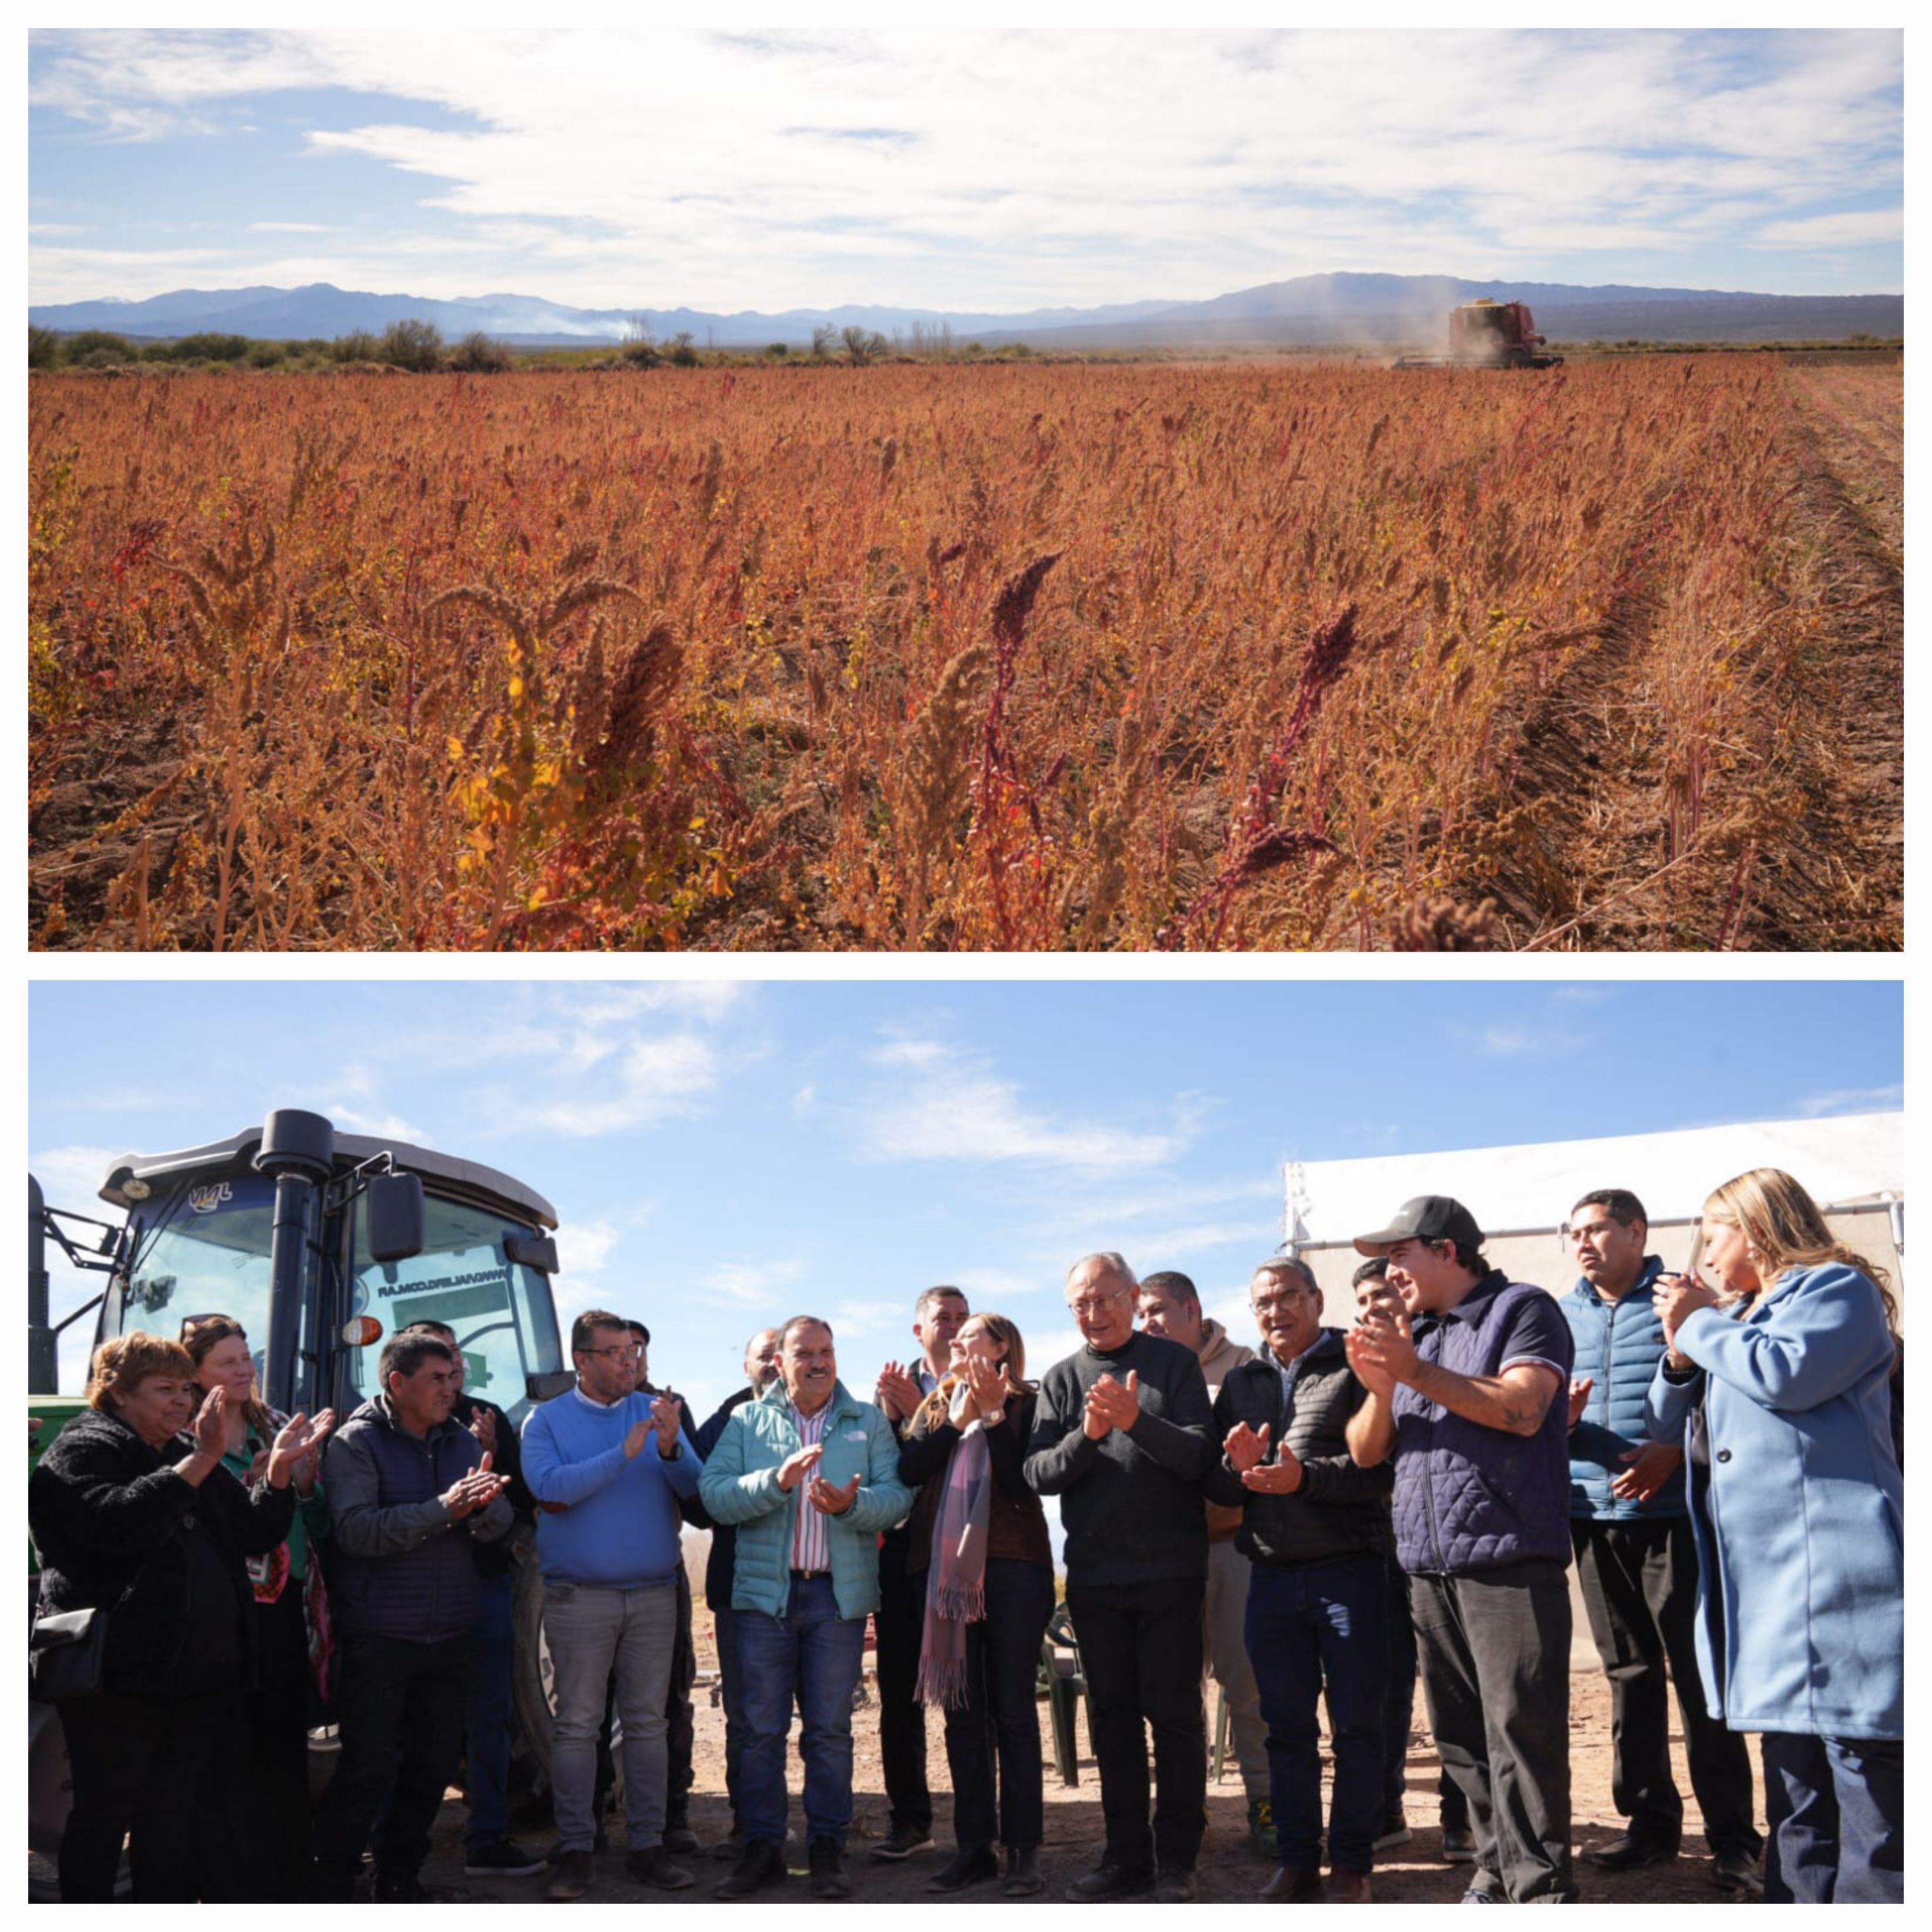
[27,355,1902,951]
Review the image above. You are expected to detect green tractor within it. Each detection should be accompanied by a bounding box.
[28,1108,576,1876]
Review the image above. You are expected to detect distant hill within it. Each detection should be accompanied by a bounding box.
[29,272,1902,350]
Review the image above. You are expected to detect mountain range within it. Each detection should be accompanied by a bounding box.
[30,272,1902,350]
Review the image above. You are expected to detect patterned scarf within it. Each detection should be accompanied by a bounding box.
[914,1395,995,1709]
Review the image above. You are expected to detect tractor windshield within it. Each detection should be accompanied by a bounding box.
[119,1173,279,1370]
[343,1191,561,1424]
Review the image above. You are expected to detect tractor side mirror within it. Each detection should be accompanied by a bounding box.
[506,1232,559,1276]
[365,1173,425,1264]
[526,1370,576,1403]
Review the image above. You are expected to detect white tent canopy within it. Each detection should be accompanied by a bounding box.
[1281,1111,1904,1315]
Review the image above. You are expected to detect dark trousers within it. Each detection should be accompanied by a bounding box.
[714,1604,748,1822]
[1382,1553,1468,1834]
[1410,1561,1574,1902]
[1066,1572,1208,1876]
[312,1631,474,1889]
[58,1688,239,1902]
[1761,1732,1903,1904]
[238,1584,317,1898]
[665,1564,696,1821]
[943,1557,1055,1854]
[1246,1554,1388,1876]
[873,1529,932,1833]
[1572,1517,1760,1858]
[464,1570,515,1853]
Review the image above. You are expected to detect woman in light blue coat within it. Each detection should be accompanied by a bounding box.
[1646,1167,1902,1905]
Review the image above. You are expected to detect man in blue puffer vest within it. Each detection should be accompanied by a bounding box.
[1346,1196,1577,1905]
[1560,1190,1762,1892]
[698,1315,912,1902]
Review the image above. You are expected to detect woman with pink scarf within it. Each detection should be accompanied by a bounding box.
[898,1314,1055,1897]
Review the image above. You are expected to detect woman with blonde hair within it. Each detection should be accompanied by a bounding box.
[181,1315,334,1900]
[897,1313,1055,1896]
[1646,1168,1902,1904]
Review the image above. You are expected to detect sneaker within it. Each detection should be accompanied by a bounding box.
[1460,1886,1503,1904]
[713,1841,786,1900]
[465,1839,547,1878]
[927,1845,1000,1892]
[546,1851,594,1902]
[1442,1824,1477,1865]
[871,1823,934,1861]
[1711,1849,1765,1896]
[1002,1846,1044,1898]
[1328,1870,1375,1903]
[1248,1795,1279,1860]
[1375,1812,1414,1852]
[1587,1833,1678,1871]
[808,1835,853,1899]
[626,1847,694,1891]
[1156,1866,1198,1902]
[1258,1866,1326,1903]
[1065,1862,1154,1902]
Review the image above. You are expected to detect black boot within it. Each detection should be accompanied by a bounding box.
[713,1841,786,1900]
[1002,1845,1044,1897]
[928,1845,1000,1892]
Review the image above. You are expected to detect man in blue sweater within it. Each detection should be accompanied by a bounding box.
[522,1309,704,1901]
[1561,1190,1761,1892]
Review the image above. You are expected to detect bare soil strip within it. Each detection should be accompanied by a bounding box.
[1458,361,1901,950]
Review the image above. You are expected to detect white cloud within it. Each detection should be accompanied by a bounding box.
[27,28,1903,309]
[1472,1024,1585,1059]
[857,1042,1194,1171]
[249,219,331,233]
[327,1101,429,1144]
[523,1032,719,1136]
[557,1215,622,1285]
[792,1083,816,1116]
[1753,207,1902,250]
[704,1257,806,1306]
[1795,1084,1903,1118]
[30,1144,123,1214]
[869,1036,951,1070]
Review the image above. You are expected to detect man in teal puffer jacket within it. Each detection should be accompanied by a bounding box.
[698,1316,912,1902]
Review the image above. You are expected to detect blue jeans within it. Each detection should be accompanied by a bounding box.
[1761,1732,1903,1904]
[737,1576,868,1848]
[1245,1554,1388,1876]
[464,1571,515,1852]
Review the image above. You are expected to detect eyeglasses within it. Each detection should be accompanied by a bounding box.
[579,1344,644,1360]
[1067,1290,1132,1314]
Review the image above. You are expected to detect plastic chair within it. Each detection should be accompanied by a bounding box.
[1039,1599,1091,1787]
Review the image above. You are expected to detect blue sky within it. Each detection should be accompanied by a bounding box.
[28,28,1903,311]
[29,978,1902,1419]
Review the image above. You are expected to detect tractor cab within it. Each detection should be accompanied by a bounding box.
[83,1117,568,1421]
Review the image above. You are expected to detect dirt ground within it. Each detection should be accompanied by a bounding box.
[419,1606,1766,1906]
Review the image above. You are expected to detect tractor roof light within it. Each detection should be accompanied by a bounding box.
[341,1316,384,1348]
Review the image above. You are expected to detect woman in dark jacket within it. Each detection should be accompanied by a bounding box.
[898,1313,1055,1898]
[182,1313,334,1900]
[28,1332,329,1902]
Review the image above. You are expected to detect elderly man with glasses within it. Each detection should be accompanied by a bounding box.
[1205,1257,1395,1903]
[1025,1252,1216,1902]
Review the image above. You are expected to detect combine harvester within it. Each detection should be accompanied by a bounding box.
[1395,297,1564,369]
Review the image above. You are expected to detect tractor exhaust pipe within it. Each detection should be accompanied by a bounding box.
[255,1110,335,1414]
[29,1175,57,1397]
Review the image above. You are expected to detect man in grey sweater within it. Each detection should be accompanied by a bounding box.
[1026,1252,1216,1903]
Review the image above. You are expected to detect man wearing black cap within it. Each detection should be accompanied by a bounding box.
[1344,1197,1577,1905]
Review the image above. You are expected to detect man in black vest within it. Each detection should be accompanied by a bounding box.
[311,1332,511,1902]
[1346,1197,1576,1905]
